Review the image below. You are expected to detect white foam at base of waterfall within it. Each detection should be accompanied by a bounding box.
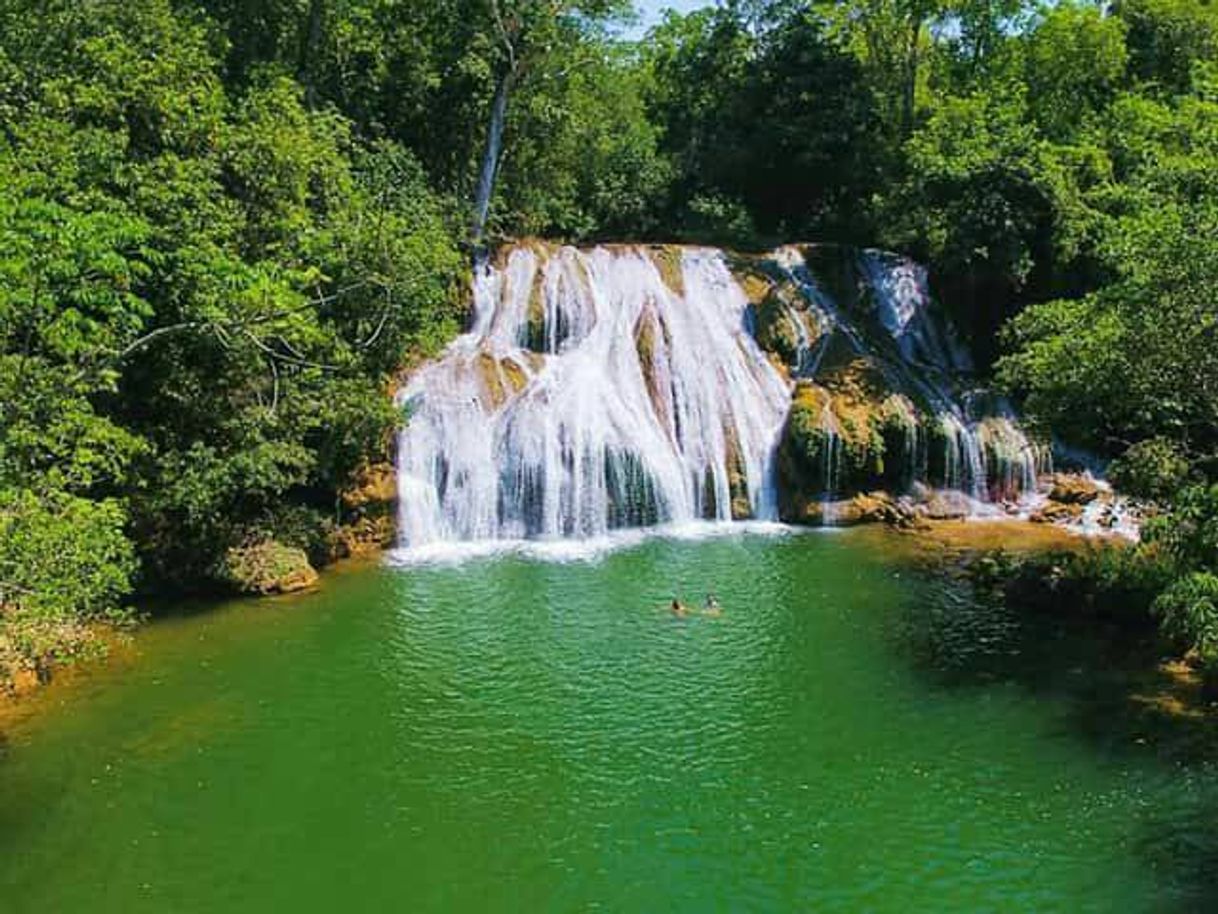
[385,519,804,567]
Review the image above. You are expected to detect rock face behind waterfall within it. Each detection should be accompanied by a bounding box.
[396,242,1049,548]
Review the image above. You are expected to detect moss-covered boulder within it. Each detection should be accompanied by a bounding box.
[754,281,817,368]
[777,356,924,521]
[220,541,319,596]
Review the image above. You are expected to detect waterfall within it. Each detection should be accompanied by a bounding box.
[397,245,791,548]
[819,401,844,526]
[771,246,1046,510]
[397,242,1052,548]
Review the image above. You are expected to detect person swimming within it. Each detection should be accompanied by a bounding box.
[670,597,689,617]
[703,593,721,616]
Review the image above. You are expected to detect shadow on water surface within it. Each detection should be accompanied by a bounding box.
[895,569,1218,911]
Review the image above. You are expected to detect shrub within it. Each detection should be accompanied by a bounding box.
[0,489,136,685]
[217,540,318,596]
[1143,484,1218,572]
[1152,572,1218,660]
[979,543,1173,624]
[1109,437,1192,501]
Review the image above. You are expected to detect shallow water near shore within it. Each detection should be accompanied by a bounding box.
[2,528,1216,912]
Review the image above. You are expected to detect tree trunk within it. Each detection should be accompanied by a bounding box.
[471,66,515,245]
[901,18,920,138]
[299,0,324,108]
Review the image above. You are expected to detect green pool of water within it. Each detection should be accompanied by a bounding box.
[3,529,1217,911]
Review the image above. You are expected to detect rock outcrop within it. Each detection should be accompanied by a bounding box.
[733,244,1048,524]
[220,541,319,596]
[331,462,399,559]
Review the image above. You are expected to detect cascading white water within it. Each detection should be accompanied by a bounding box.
[769,246,1047,507]
[397,242,1055,548]
[860,251,1051,501]
[859,250,973,374]
[396,246,791,547]
[818,401,844,526]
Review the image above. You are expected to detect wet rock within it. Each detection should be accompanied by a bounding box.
[1029,501,1085,524]
[332,463,399,560]
[789,492,919,528]
[341,463,397,510]
[916,490,973,520]
[329,516,396,560]
[848,491,915,527]
[1047,473,1104,505]
[646,245,686,298]
[473,352,531,411]
[755,281,815,368]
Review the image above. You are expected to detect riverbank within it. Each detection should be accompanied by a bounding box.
[0,548,389,729]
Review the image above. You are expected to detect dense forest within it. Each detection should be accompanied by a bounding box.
[2,0,1218,686]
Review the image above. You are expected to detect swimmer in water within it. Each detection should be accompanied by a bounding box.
[703,593,721,616]
[671,597,688,617]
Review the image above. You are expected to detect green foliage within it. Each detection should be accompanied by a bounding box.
[1117,0,1218,95]
[1144,485,1218,573]
[495,43,673,239]
[1024,4,1128,140]
[1152,572,1218,659]
[0,0,465,684]
[979,487,1218,662]
[974,543,1174,627]
[0,490,136,622]
[642,5,884,243]
[999,201,1218,460]
[0,489,137,682]
[1109,438,1192,501]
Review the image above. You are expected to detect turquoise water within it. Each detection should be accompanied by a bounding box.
[2,529,1216,911]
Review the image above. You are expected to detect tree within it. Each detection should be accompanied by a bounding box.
[469,0,629,242]
[1024,3,1128,141]
[1115,0,1218,96]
